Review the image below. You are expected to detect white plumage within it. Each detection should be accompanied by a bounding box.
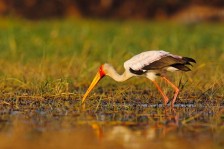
[124,50,180,71]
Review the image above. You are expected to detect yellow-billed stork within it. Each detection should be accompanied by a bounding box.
[82,50,196,107]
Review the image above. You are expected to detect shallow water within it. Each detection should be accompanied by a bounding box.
[0,101,223,149]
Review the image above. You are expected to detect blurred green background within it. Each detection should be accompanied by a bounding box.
[0,0,223,94]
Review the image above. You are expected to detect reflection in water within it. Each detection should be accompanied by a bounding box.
[0,106,223,149]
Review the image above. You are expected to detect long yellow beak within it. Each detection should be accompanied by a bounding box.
[82,72,102,104]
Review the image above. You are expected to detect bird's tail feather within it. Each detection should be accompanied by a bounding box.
[182,57,196,63]
[171,64,191,71]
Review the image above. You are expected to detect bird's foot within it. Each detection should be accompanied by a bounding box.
[171,106,176,114]
[163,104,176,115]
[168,101,178,116]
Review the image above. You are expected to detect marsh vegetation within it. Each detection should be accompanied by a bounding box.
[0,19,223,149]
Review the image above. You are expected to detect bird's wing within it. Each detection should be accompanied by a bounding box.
[124,50,170,71]
[142,56,184,70]
[143,55,196,71]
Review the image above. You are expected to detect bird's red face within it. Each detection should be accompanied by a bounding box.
[99,65,106,78]
[82,65,105,104]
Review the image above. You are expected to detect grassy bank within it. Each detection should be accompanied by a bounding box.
[0,18,223,107]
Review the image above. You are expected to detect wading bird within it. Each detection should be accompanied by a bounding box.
[82,50,196,107]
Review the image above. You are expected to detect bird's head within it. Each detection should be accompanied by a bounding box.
[82,64,111,104]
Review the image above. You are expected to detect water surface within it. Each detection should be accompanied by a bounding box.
[0,100,223,149]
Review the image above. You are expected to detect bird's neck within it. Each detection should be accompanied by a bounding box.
[107,66,132,82]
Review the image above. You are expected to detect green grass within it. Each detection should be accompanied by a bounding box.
[0,18,224,106]
[0,18,223,149]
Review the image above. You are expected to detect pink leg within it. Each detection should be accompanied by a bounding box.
[152,80,169,106]
[162,77,179,108]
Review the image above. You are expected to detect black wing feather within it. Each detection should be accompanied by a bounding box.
[182,57,196,63]
[170,64,191,71]
[129,68,145,75]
